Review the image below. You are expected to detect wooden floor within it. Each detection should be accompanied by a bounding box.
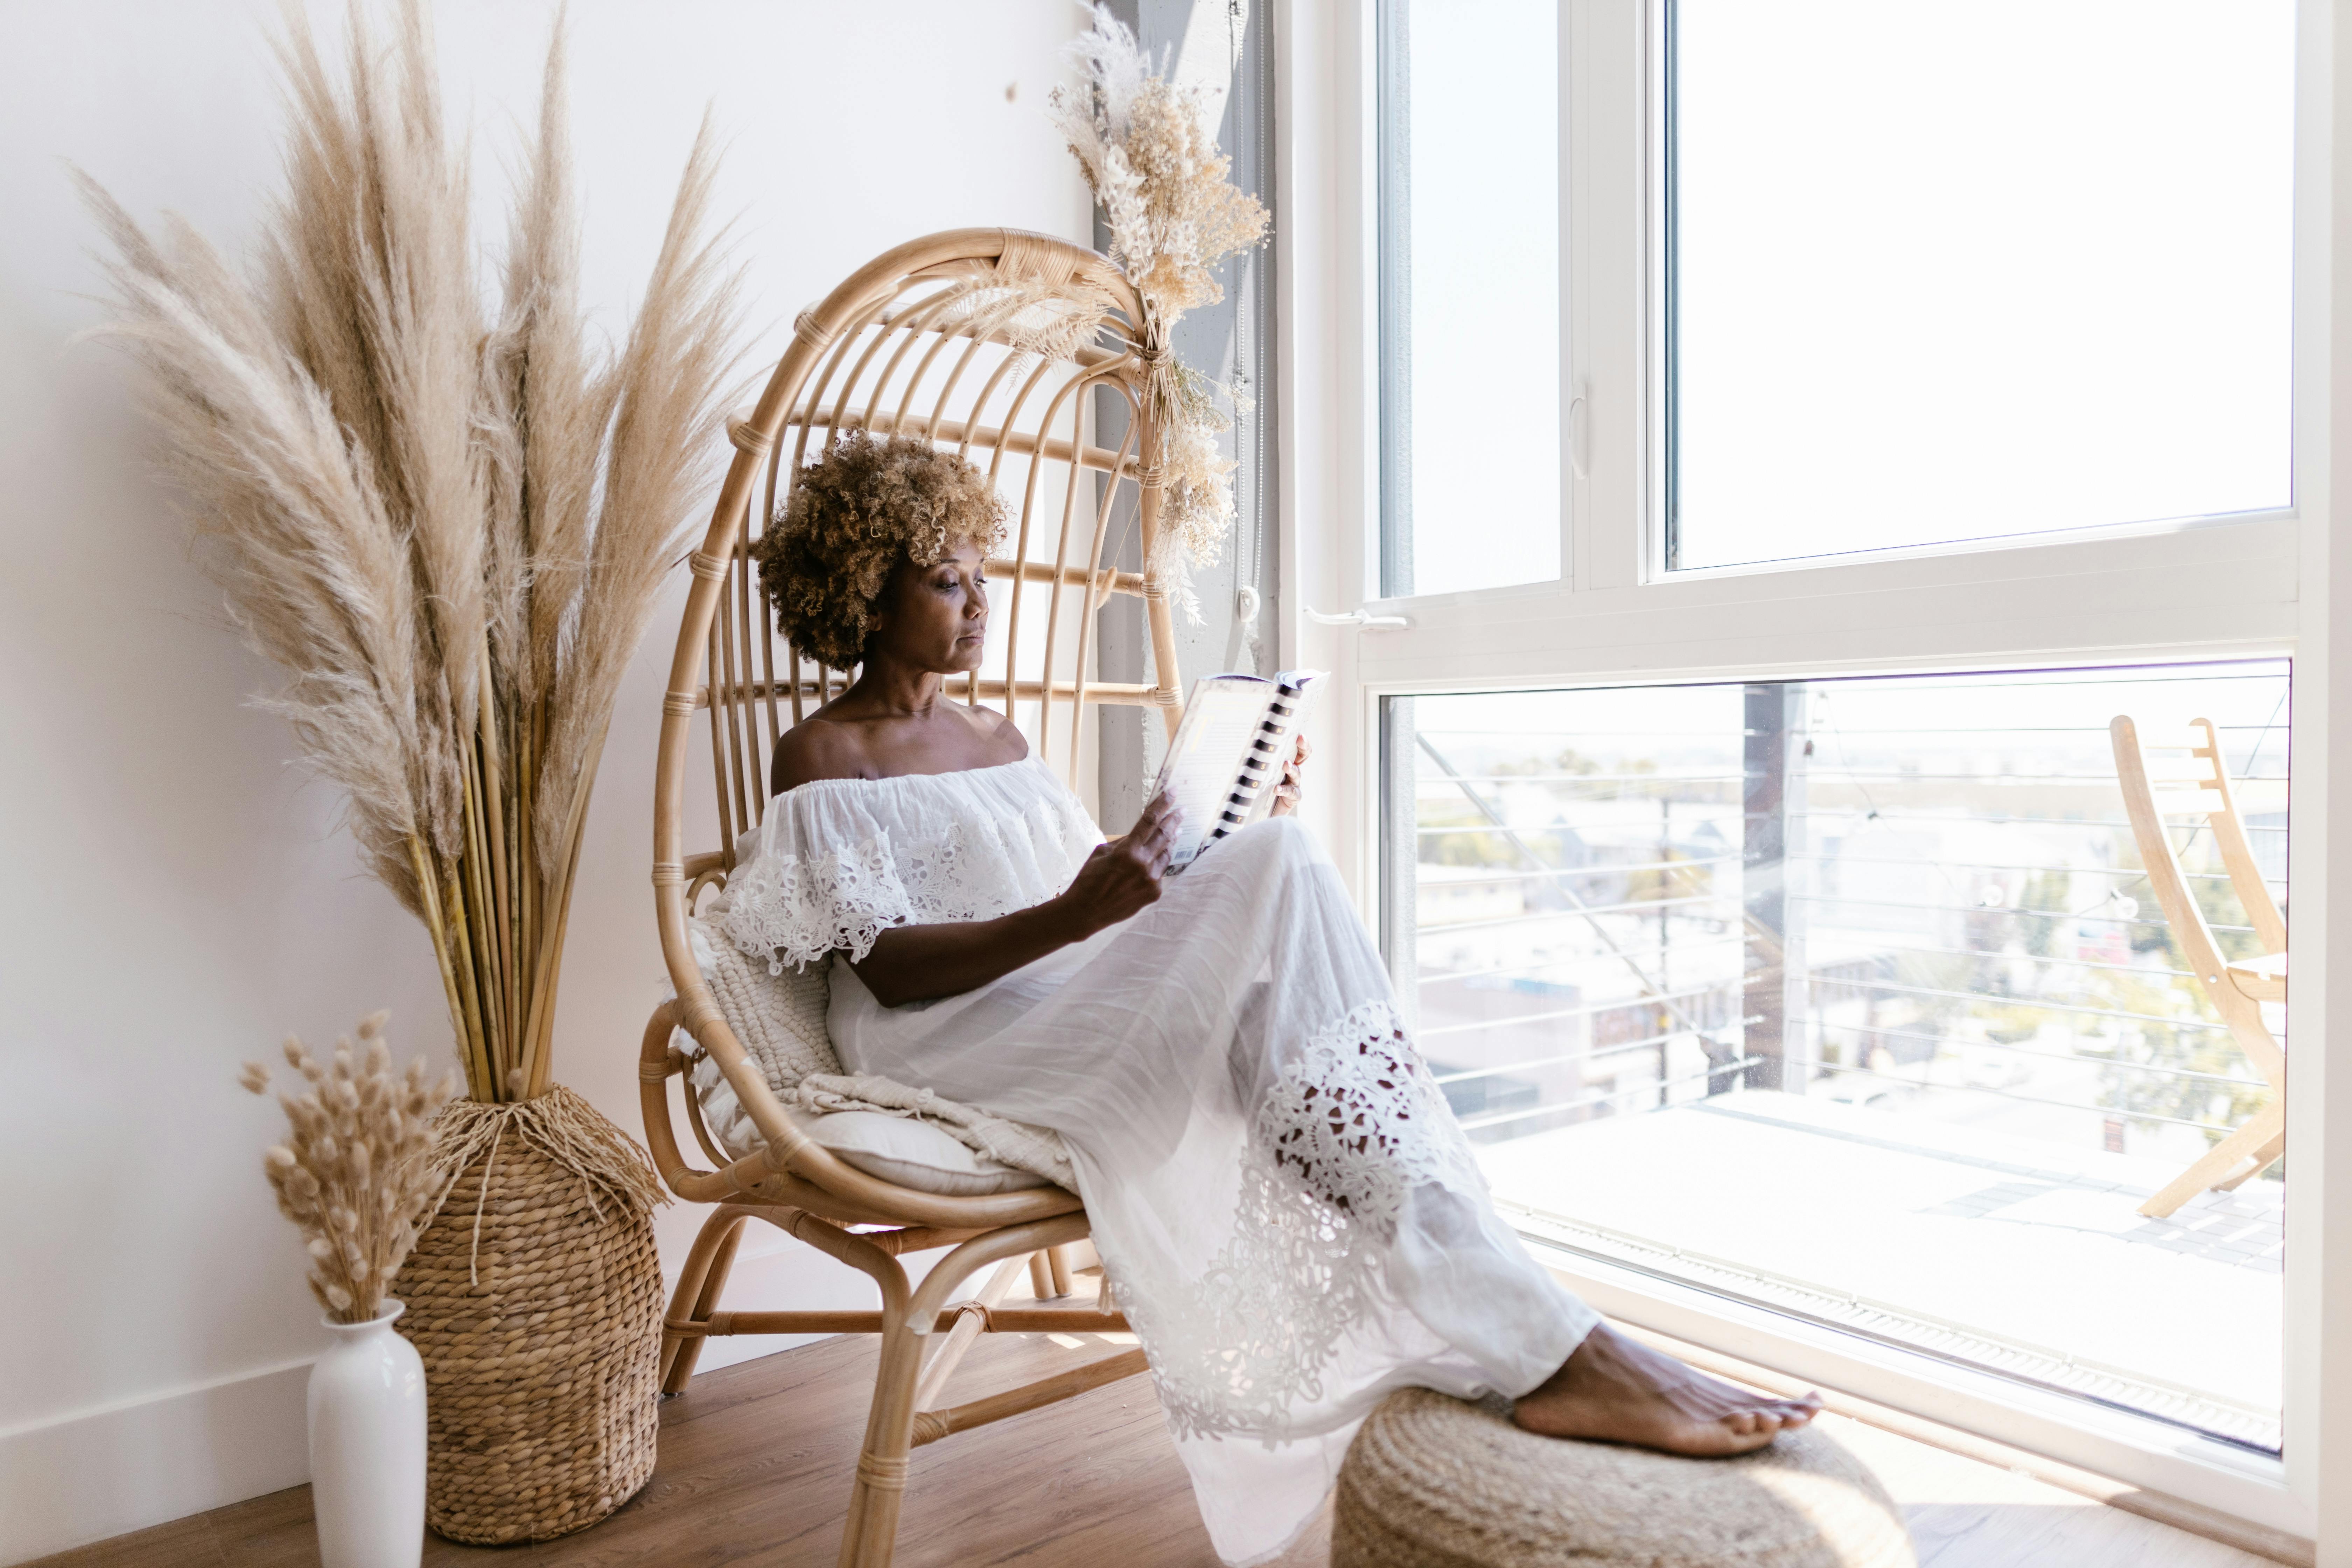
[39,1322,2278,1568]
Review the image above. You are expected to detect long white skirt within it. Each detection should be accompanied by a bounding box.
[828,817,1598,1565]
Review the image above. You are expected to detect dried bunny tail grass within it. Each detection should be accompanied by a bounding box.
[534,110,746,875]
[243,1010,462,1322]
[422,1085,667,1282]
[72,175,437,914]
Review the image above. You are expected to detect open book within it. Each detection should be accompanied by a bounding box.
[1148,671,1325,870]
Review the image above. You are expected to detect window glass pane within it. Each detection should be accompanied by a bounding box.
[1668,1,2295,571]
[1379,0,1562,598]
[1386,662,2289,1448]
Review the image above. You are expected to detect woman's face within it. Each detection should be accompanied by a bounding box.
[871,541,988,674]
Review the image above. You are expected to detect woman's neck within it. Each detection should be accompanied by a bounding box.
[844,656,946,717]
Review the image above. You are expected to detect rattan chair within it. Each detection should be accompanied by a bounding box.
[642,229,1186,1568]
[2110,716,2287,1219]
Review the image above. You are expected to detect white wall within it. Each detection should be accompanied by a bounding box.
[0,4,1088,1559]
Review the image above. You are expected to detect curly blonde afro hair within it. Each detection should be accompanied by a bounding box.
[751,433,1007,670]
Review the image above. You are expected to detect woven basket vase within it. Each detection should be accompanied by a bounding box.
[394,1130,663,1543]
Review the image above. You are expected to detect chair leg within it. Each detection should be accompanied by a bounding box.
[660,1206,750,1395]
[1028,1250,1055,1300]
[2138,1101,2288,1219]
[836,1214,1093,1568]
[2216,1130,2287,1192]
[838,1305,924,1568]
[913,1255,1031,1413]
[1046,1243,1074,1298]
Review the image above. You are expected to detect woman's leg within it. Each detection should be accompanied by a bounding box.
[1216,819,1823,1455]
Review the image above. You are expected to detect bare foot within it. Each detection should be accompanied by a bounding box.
[1512,1323,1823,1457]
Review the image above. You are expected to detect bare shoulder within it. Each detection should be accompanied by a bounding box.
[770,717,875,794]
[959,699,1030,761]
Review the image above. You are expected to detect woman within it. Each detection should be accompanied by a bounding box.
[726,435,1818,1564]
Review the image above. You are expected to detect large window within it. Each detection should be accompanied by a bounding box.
[1340,0,2311,1515]
[1665,0,2295,571]
[1378,0,1563,598]
[1376,1,2296,587]
[1385,662,2290,1449]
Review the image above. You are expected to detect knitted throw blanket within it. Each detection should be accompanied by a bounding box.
[678,916,1074,1189]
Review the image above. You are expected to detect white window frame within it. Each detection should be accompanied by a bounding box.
[1271,0,2346,1549]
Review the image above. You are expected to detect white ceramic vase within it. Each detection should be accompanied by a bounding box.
[307,1300,426,1568]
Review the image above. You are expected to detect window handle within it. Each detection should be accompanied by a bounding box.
[1569,389,1589,480]
[1306,606,1412,630]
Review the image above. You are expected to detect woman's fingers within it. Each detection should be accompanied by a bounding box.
[1140,802,1183,853]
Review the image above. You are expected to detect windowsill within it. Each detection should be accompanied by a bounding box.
[1526,1227,2309,1544]
[1603,1317,2316,1568]
[1489,1092,2282,1449]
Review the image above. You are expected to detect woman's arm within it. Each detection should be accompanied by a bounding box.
[848,794,1183,1007]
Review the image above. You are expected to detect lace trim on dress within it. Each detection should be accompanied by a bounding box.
[718,831,907,973]
[1105,1000,1487,1443]
[718,775,1097,974]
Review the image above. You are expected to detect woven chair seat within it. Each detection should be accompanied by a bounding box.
[1334,1388,1916,1568]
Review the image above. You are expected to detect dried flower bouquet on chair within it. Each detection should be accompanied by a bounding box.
[1049,2,1269,616]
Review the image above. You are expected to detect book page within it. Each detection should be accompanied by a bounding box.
[1150,678,1276,867]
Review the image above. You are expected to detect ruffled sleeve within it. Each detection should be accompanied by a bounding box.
[717,790,911,974]
[714,759,1104,976]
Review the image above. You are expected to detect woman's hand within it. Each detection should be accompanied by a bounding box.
[856,793,1183,1006]
[1269,736,1311,817]
[1052,792,1184,937]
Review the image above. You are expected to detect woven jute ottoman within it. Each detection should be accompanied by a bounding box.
[1334,1389,1916,1568]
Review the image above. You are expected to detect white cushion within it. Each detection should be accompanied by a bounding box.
[804,1110,1054,1196]
[678,911,1056,1197]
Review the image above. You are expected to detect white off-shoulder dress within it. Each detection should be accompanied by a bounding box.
[720,756,1597,1566]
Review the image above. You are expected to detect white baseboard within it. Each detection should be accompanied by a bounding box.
[0,1307,808,1566]
[0,1359,313,1565]
[0,1230,1078,1563]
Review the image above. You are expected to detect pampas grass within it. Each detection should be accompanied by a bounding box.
[82,1,742,1101]
[242,1011,463,1324]
[1049,3,1268,618]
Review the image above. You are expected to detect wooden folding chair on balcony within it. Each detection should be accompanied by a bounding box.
[2110,716,2287,1220]
[642,229,1186,1568]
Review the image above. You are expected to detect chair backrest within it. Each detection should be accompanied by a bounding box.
[2109,715,2285,1075]
[664,228,1186,867]
[649,230,1184,1219]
